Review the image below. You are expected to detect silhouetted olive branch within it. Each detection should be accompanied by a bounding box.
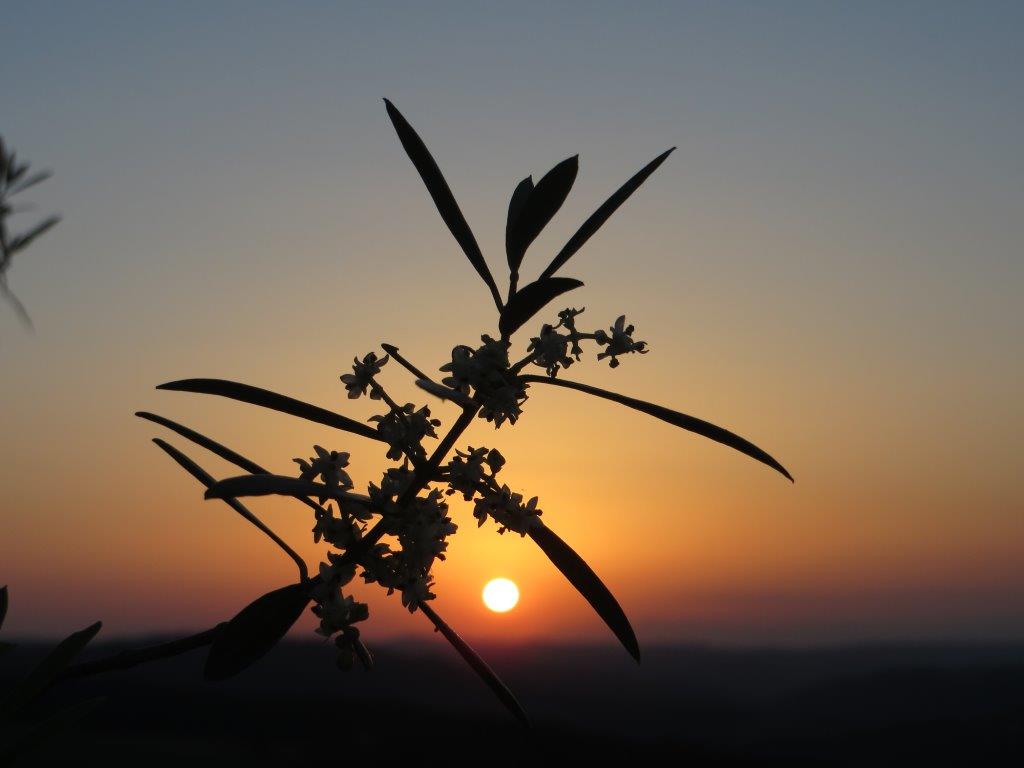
[87,98,792,726]
[137,395,529,717]
[58,624,225,682]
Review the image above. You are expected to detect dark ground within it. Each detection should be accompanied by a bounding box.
[3,638,1024,766]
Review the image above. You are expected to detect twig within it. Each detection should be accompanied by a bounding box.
[58,624,225,682]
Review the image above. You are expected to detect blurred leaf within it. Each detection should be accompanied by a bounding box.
[499,277,583,337]
[7,216,60,256]
[541,148,675,279]
[205,583,311,681]
[521,375,793,481]
[527,523,640,662]
[156,379,382,442]
[505,175,533,274]
[6,156,25,184]
[9,170,52,195]
[383,99,503,310]
[418,602,529,726]
[0,277,34,329]
[0,585,7,631]
[506,156,578,275]
[1,622,102,715]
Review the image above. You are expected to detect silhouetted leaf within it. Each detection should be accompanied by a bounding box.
[152,440,309,579]
[540,148,675,279]
[499,277,583,337]
[205,583,311,681]
[505,175,533,275]
[418,602,529,726]
[527,523,640,662]
[521,375,793,481]
[142,414,328,521]
[506,156,578,275]
[205,474,368,507]
[415,378,476,408]
[137,412,266,475]
[156,379,382,442]
[0,585,7,631]
[384,99,503,310]
[2,621,102,714]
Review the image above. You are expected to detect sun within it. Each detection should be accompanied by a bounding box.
[482,578,520,613]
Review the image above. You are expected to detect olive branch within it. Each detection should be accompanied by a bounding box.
[2,101,792,729]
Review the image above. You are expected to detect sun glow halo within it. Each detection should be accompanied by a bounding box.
[482,578,520,613]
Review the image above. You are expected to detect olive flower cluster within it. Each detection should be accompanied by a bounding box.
[298,305,640,670]
[442,445,542,535]
[361,472,458,613]
[526,307,648,376]
[440,335,528,426]
[340,352,389,399]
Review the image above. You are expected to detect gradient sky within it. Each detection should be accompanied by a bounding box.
[2,1,1022,648]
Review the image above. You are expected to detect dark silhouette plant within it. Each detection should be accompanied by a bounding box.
[0,587,105,762]
[27,101,792,725]
[0,138,60,328]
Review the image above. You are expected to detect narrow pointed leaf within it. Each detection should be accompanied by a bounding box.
[140,415,327,524]
[156,378,382,442]
[9,170,52,195]
[506,156,578,274]
[0,585,8,630]
[384,99,502,309]
[137,412,266,474]
[415,378,476,408]
[204,583,311,681]
[2,622,102,714]
[8,216,60,255]
[141,414,332,523]
[418,602,529,726]
[499,277,583,337]
[521,375,793,481]
[152,440,309,580]
[206,474,372,508]
[527,523,640,663]
[541,148,675,279]
[505,175,534,273]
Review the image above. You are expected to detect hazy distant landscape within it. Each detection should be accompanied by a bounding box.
[4,639,1023,765]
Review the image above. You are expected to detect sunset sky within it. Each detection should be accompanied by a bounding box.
[2,2,1021,649]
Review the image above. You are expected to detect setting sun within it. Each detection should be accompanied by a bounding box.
[482,578,520,613]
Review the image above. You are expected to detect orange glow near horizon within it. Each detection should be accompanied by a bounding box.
[2,3,1023,648]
